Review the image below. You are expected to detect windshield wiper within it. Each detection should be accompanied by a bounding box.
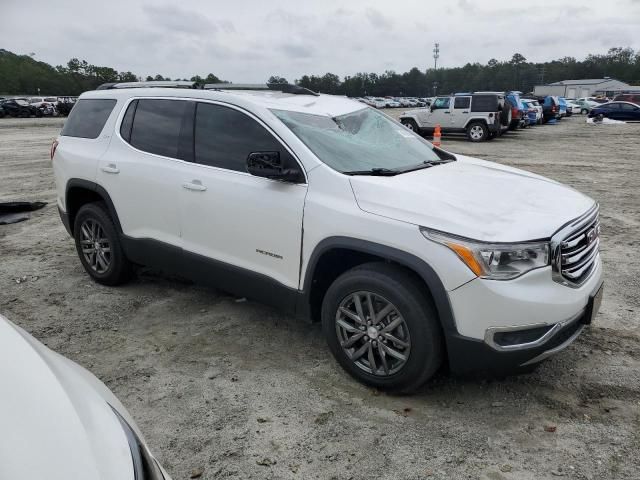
[343,168,399,176]
[396,159,454,173]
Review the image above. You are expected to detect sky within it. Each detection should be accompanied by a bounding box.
[2,0,640,82]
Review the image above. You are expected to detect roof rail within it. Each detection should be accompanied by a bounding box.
[95,81,203,90]
[204,83,319,96]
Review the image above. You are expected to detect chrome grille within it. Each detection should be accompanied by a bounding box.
[551,204,600,287]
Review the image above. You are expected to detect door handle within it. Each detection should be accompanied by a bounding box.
[462,111,469,113]
[101,164,119,174]
[444,111,451,114]
[182,180,207,192]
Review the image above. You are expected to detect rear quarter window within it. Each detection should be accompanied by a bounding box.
[61,99,117,139]
[470,95,498,112]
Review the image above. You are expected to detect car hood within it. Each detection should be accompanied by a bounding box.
[0,316,135,480]
[349,154,595,242]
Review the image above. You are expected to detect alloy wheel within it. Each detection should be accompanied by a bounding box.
[79,219,111,274]
[469,125,484,140]
[335,291,411,376]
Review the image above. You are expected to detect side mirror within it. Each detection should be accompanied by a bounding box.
[247,151,303,183]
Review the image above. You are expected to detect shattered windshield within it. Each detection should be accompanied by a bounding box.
[271,107,446,174]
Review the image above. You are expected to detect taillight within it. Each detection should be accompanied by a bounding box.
[50,139,59,161]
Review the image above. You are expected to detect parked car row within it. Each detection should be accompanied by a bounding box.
[0,96,77,118]
[354,96,433,108]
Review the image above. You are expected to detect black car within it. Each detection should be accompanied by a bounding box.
[0,99,42,118]
[56,97,78,116]
[588,102,640,122]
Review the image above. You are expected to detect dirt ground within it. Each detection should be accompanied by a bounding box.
[1,114,639,480]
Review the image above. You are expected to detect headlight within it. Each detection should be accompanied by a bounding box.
[421,228,550,280]
[111,406,165,480]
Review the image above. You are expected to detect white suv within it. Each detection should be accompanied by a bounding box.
[52,82,604,393]
[399,93,508,142]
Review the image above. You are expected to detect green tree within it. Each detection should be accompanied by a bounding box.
[268,75,288,84]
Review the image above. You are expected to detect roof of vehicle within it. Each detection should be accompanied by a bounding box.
[81,87,366,117]
[596,101,639,107]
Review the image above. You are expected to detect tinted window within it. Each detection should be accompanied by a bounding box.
[620,103,637,111]
[120,100,137,142]
[130,99,190,158]
[454,97,470,109]
[61,99,116,139]
[471,95,498,112]
[194,103,295,173]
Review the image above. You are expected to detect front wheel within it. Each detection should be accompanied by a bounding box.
[321,263,443,393]
[466,122,489,142]
[401,119,419,133]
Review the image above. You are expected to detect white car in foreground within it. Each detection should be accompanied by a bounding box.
[0,315,170,480]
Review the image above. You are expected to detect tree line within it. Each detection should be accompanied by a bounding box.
[291,48,640,97]
[0,49,225,95]
[1,47,639,97]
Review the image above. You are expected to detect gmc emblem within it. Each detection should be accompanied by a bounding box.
[585,227,598,246]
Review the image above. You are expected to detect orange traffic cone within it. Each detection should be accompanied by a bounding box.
[432,124,442,147]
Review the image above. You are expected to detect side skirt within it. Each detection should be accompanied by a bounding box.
[120,236,302,317]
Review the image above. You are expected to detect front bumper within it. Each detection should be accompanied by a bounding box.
[445,259,603,375]
[446,307,592,375]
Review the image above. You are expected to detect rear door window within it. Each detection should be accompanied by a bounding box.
[61,99,117,139]
[128,99,191,159]
[453,97,471,109]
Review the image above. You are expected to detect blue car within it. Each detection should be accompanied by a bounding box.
[588,101,640,121]
[505,92,526,129]
[558,97,568,118]
[521,100,538,126]
[536,96,560,123]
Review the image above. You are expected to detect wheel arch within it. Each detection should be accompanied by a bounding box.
[65,179,123,235]
[463,117,489,129]
[298,237,456,337]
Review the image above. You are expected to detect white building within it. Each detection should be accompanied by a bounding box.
[533,78,636,99]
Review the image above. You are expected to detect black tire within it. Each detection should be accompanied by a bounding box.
[499,102,511,127]
[321,262,443,393]
[401,119,419,133]
[466,121,489,142]
[73,202,132,286]
[581,108,588,115]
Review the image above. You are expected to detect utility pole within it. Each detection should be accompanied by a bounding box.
[432,43,440,96]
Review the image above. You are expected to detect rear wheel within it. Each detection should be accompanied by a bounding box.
[581,108,588,115]
[321,263,443,393]
[73,202,132,286]
[466,122,489,142]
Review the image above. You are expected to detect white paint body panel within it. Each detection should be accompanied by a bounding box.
[0,315,170,480]
[53,87,603,349]
[350,154,595,242]
[450,258,603,339]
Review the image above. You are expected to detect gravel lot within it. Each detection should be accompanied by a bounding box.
[1,114,639,480]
